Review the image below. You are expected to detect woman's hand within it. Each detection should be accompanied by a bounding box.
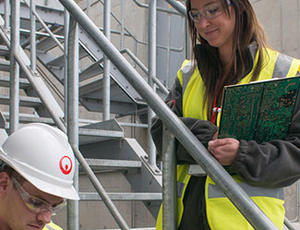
[208,138,239,166]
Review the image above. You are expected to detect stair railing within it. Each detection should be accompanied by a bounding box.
[57,0,280,229]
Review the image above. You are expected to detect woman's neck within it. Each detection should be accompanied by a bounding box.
[218,42,234,74]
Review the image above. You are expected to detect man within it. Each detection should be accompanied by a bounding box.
[0,123,79,230]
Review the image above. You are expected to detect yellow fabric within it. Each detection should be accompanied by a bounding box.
[156,165,191,229]
[156,47,300,230]
[43,222,63,230]
[205,177,285,230]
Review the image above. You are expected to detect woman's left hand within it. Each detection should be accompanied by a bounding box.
[208,138,240,166]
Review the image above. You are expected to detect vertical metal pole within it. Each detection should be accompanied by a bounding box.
[166,15,171,87]
[185,18,191,59]
[9,0,20,134]
[162,128,177,230]
[103,0,111,120]
[67,15,79,230]
[148,0,157,167]
[64,9,70,126]
[30,0,36,73]
[4,0,9,30]
[87,0,91,17]
[120,0,125,49]
[279,0,284,52]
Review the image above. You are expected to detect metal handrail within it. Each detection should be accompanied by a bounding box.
[164,0,186,16]
[57,0,279,229]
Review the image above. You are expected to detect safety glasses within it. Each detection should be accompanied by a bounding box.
[11,177,66,216]
[188,0,231,23]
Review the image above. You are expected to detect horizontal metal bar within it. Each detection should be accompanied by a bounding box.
[79,192,162,201]
[85,158,142,168]
[79,128,124,138]
[19,28,65,39]
[118,122,148,128]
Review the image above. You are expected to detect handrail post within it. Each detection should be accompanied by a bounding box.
[9,0,20,134]
[4,0,9,30]
[67,15,79,230]
[147,0,157,168]
[120,0,125,49]
[30,0,36,73]
[64,9,70,126]
[162,127,177,230]
[103,0,111,120]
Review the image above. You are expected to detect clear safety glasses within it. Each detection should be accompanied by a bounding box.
[11,177,66,216]
[188,0,231,23]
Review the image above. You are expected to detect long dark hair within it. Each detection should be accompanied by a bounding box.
[186,0,268,119]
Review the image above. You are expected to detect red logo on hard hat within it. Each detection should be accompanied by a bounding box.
[59,156,73,175]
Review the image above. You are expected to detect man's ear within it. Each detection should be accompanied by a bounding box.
[0,172,10,193]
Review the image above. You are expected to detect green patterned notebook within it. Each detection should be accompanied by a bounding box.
[218,76,300,143]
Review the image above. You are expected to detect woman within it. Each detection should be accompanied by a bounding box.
[151,0,300,229]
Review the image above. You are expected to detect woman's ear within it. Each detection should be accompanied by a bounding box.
[0,172,10,193]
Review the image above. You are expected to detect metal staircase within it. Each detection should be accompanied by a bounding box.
[8,0,148,116]
[0,0,164,229]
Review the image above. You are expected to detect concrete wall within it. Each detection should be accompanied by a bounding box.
[252,0,300,58]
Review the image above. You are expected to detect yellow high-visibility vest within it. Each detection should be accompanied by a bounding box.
[156,47,300,230]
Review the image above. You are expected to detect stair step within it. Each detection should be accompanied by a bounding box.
[0,59,10,71]
[79,127,124,145]
[0,75,30,88]
[0,94,42,107]
[84,158,142,171]
[36,27,65,52]
[79,58,104,82]
[79,192,162,201]
[2,112,54,125]
[0,45,9,57]
[46,46,89,68]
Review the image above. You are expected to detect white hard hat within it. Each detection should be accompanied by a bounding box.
[0,123,79,200]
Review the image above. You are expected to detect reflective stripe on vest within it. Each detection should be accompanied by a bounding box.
[273,53,293,78]
[207,181,284,200]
